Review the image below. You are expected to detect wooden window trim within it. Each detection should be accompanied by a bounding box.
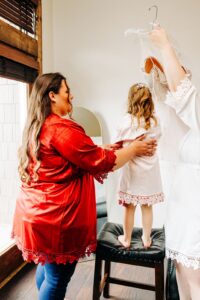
[0,0,38,34]
[0,0,42,74]
[36,0,42,74]
[0,42,39,70]
[0,19,38,57]
[0,245,25,288]
[31,0,39,6]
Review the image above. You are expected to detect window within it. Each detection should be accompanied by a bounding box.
[0,0,41,286]
[0,77,27,254]
[0,0,38,35]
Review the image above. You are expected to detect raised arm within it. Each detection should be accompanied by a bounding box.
[150,26,200,131]
[150,27,186,92]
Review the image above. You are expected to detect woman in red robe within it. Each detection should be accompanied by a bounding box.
[12,72,156,300]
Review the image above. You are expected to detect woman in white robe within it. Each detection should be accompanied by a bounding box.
[150,26,200,300]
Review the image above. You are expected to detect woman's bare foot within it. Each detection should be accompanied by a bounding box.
[118,235,130,248]
[141,235,152,249]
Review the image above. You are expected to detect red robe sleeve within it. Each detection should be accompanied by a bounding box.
[51,120,116,183]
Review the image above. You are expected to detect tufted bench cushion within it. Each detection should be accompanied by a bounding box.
[96,222,165,263]
[93,222,165,300]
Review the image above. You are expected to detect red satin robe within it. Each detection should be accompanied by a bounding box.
[12,114,116,264]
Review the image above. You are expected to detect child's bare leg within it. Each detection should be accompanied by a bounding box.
[141,204,153,248]
[118,204,136,248]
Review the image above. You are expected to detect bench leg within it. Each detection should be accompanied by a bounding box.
[93,255,103,300]
[155,262,164,300]
[103,260,111,298]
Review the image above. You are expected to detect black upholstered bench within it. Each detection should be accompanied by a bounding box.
[93,222,165,300]
[96,197,107,233]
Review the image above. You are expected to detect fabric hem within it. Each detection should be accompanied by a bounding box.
[12,235,97,265]
[118,191,164,206]
[166,248,200,270]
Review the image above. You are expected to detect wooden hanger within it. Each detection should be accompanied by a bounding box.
[144,56,164,74]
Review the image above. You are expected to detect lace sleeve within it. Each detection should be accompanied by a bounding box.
[166,77,193,103]
[165,77,200,130]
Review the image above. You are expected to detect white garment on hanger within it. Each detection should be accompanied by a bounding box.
[125,27,163,73]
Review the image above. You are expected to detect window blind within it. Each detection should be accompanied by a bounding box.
[0,56,38,83]
[0,0,38,34]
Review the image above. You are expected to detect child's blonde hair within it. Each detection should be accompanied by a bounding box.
[127,83,157,130]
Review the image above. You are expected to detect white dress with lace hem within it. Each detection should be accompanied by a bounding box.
[115,114,164,206]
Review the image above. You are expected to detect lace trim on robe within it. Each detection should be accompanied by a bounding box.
[118,191,164,206]
[166,76,193,103]
[11,234,96,265]
[94,149,116,184]
[166,248,200,270]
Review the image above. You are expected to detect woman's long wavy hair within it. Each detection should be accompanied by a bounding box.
[18,72,66,183]
[127,83,157,130]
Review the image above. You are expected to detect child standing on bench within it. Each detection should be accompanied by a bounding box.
[116,83,164,248]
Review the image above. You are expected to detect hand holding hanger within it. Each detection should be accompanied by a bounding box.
[150,26,186,92]
[149,26,171,50]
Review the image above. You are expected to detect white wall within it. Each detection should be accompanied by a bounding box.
[42,0,54,72]
[42,0,200,226]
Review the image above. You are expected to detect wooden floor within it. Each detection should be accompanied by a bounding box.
[0,258,162,300]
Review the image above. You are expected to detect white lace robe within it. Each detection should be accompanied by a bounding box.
[165,78,200,269]
[115,114,164,206]
[147,67,200,269]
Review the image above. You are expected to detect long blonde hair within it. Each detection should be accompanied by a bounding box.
[127,83,157,130]
[18,72,66,183]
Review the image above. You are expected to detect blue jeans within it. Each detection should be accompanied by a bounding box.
[36,261,77,300]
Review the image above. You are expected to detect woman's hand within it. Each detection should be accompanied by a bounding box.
[113,136,157,170]
[149,26,186,91]
[149,26,171,50]
[131,135,157,157]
